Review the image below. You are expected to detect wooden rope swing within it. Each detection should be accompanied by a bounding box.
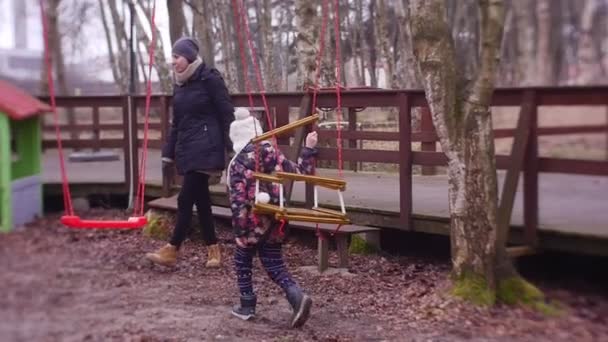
[232,0,350,229]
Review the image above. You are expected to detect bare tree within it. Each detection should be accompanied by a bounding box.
[40,0,76,140]
[190,0,215,67]
[105,0,131,91]
[295,0,317,90]
[375,0,396,88]
[167,0,189,45]
[261,0,278,91]
[135,0,172,94]
[576,0,603,84]
[512,0,537,85]
[409,0,545,306]
[365,0,378,87]
[536,0,555,85]
[99,0,128,92]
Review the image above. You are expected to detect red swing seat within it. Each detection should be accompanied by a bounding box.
[60,215,148,229]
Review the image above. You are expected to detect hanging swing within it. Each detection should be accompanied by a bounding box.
[40,0,158,229]
[231,0,349,229]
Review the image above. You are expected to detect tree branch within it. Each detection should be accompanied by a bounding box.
[467,0,506,108]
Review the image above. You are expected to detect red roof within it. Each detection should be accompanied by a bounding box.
[0,80,51,120]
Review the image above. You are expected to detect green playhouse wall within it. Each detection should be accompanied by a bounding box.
[0,115,43,232]
[11,117,42,179]
[0,114,11,232]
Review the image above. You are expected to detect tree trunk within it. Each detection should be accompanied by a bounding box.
[355,0,367,85]
[295,0,317,90]
[214,0,239,92]
[192,0,215,67]
[536,0,554,85]
[321,0,336,88]
[366,0,378,87]
[346,3,362,86]
[394,0,419,89]
[261,0,278,91]
[512,0,537,85]
[107,0,130,89]
[576,0,602,85]
[98,0,127,92]
[167,0,188,45]
[41,0,77,143]
[409,0,544,306]
[376,0,396,89]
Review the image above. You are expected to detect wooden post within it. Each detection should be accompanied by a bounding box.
[275,101,290,146]
[122,96,139,204]
[318,233,329,272]
[160,96,172,197]
[92,106,100,152]
[398,93,412,229]
[420,106,436,175]
[497,91,533,247]
[348,108,358,171]
[523,90,539,247]
[336,235,349,268]
[284,94,313,207]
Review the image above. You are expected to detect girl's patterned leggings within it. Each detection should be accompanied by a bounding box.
[234,242,296,296]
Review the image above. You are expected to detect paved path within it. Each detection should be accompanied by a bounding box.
[43,149,608,239]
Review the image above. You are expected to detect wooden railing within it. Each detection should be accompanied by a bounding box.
[40,87,608,244]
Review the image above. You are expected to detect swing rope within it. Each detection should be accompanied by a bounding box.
[135,0,157,217]
[39,0,73,217]
[40,0,157,229]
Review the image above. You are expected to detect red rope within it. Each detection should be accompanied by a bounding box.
[278,219,287,236]
[135,0,157,216]
[39,0,73,216]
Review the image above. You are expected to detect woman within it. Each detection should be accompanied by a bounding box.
[146,37,235,268]
[227,107,317,328]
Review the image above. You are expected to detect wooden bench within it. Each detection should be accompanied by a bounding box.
[206,205,378,272]
[286,221,380,272]
[148,196,380,273]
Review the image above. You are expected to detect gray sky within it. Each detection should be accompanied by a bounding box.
[0,0,173,61]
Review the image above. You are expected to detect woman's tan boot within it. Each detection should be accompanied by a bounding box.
[205,244,221,268]
[145,243,178,267]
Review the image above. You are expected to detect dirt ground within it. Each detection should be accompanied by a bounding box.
[1,209,608,342]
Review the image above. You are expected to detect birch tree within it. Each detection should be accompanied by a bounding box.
[409,0,545,306]
[295,0,317,90]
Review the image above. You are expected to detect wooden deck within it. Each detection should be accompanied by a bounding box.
[42,149,608,255]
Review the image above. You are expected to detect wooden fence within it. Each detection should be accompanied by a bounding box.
[40,86,608,246]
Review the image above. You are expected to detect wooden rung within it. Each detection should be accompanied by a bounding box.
[251,114,319,143]
[252,172,282,183]
[253,203,285,214]
[506,246,536,258]
[285,207,343,218]
[275,213,350,225]
[312,207,347,218]
[275,172,346,190]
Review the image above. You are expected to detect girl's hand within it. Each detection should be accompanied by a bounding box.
[235,237,248,248]
[305,131,318,148]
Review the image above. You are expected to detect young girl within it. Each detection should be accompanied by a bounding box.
[227,107,317,328]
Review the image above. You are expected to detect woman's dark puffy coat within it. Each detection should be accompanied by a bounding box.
[162,63,235,175]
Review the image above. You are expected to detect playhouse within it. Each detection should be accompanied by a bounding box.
[0,80,51,232]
